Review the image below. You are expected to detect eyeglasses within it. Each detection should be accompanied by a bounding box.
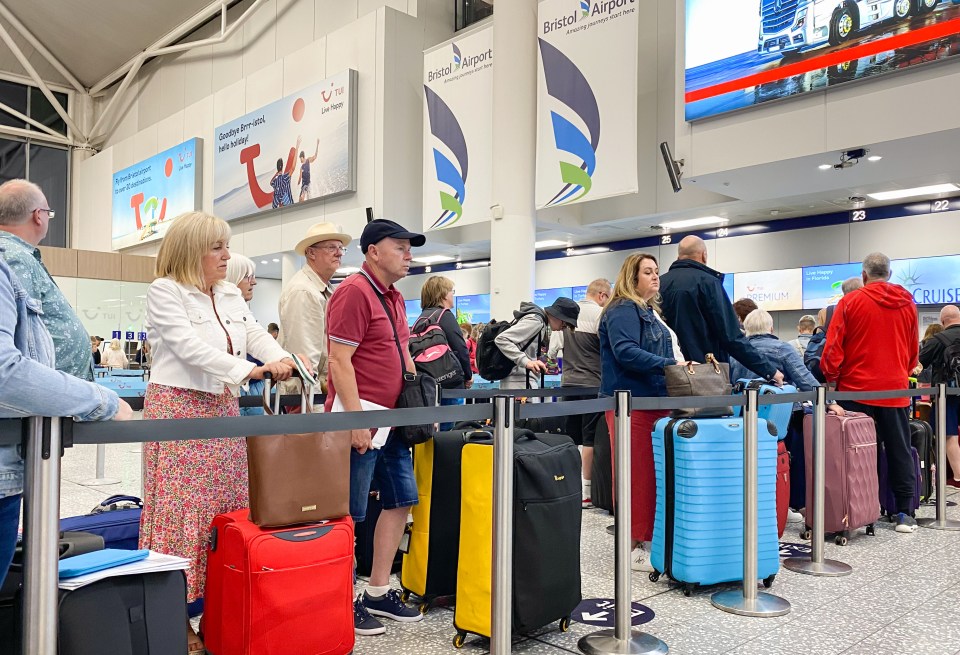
[312,245,347,255]
[243,273,256,282]
[35,208,55,219]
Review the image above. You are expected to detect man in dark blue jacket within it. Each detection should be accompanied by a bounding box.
[659,236,784,385]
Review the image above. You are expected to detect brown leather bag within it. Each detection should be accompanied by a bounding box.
[246,381,350,528]
[664,353,733,418]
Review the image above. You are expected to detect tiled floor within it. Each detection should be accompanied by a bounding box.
[59,442,960,654]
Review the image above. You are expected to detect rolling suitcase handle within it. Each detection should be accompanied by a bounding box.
[262,370,310,414]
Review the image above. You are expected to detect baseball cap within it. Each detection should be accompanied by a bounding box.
[360,219,426,254]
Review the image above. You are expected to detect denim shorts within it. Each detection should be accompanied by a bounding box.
[349,432,418,523]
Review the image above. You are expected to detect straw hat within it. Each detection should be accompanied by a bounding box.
[294,222,353,256]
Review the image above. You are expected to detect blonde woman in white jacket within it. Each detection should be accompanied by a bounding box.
[138,212,303,654]
[101,338,129,368]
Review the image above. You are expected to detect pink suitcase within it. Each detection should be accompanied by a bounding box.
[802,412,879,545]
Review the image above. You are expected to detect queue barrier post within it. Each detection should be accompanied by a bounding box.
[22,416,62,655]
[918,383,960,531]
[784,385,853,576]
[579,390,668,655]
[490,395,514,655]
[711,388,791,617]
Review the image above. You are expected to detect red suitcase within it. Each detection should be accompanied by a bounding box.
[776,440,790,538]
[802,412,879,545]
[202,510,355,655]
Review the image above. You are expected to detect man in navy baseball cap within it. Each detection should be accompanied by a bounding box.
[360,219,426,254]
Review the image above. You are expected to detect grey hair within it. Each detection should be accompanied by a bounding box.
[743,308,774,337]
[0,179,44,226]
[841,276,864,294]
[861,252,891,281]
[225,253,256,286]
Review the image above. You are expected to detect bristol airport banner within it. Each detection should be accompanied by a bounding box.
[213,70,357,221]
[734,268,803,311]
[535,0,639,209]
[685,0,960,121]
[111,138,201,250]
[422,25,493,232]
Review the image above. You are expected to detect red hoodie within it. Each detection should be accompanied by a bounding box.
[821,281,918,407]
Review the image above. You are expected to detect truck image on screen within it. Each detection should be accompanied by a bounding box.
[758,0,938,57]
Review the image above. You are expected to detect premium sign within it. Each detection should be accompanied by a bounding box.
[734,268,803,311]
[422,25,494,232]
[535,0,639,209]
[111,138,202,250]
[213,70,357,221]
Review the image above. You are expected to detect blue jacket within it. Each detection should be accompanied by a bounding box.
[599,300,677,398]
[0,254,119,498]
[729,333,821,393]
[659,259,777,378]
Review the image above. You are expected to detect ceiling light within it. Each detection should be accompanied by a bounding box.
[867,184,959,201]
[260,260,269,265]
[658,216,728,230]
[460,260,490,268]
[867,155,882,162]
[818,164,832,171]
[566,246,612,256]
[412,255,455,264]
[272,258,280,262]
[335,266,360,275]
[535,239,567,249]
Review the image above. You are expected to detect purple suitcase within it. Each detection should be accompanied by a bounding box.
[802,412,879,545]
[878,443,922,519]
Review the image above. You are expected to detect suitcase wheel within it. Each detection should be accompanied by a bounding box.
[763,574,775,589]
[648,571,661,583]
[866,524,876,536]
[559,616,571,632]
[799,526,812,540]
[400,590,410,603]
[453,632,467,649]
[835,533,848,546]
[682,583,695,597]
[418,600,430,614]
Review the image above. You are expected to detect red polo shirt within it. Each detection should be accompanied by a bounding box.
[324,262,409,411]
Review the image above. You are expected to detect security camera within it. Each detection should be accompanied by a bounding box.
[660,142,684,193]
[834,148,868,169]
[844,148,867,160]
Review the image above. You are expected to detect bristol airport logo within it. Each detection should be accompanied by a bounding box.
[424,86,468,229]
[580,0,590,16]
[538,38,600,207]
[453,43,462,70]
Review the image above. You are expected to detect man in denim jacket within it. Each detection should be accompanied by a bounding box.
[0,254,132,587]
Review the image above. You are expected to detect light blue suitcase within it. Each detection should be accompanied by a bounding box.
[733,379,798,441]
[650,416,780,595]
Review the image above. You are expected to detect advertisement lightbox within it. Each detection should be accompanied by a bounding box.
[734,268,803,310]
[535,287,573,308]
[456,294,491,324]
[111,138,202,250]
[685,1,960,121]
[722,274,735,302]
[890,254,960,305]
[404,299,421,327]
[573,285,589,302]
[213,70,357,221]
[802,262,863,309]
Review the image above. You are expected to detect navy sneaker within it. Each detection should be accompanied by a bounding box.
[354,595,386,636]
[895,512,918,534]
[363,589,424,623]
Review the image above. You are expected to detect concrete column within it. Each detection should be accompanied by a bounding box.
[69,93,96,249]
[281,253,300,287]
[489,0,538,321]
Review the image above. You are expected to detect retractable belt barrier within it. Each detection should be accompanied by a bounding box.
[441,386,601,400]
[7,385,959,655]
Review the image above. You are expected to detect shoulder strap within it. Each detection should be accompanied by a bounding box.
[361,274,406,370]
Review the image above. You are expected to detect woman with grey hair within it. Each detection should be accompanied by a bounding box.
[224,252,264,416]
[730,309,822,392]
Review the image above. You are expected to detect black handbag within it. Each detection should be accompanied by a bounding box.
[364,277,438,447]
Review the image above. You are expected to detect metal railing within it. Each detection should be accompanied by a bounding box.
[1,384,958,655]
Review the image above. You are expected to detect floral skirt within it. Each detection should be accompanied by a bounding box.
[139,383,243,602]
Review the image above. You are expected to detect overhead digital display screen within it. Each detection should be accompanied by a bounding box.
[534,287,573,308]
[734,268,803,311]
[456,294,491,325]
[890,254,960,305]
[802,262,863,309]
[722,274,735,302]
[573,286,588,302]
[404,299,421,327]
[685,1,960,121]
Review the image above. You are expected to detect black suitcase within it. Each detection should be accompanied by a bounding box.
[401,424,489,607]
[591,416,614,514]
[355,490,402,577]
[910,418,934,503]
[516,415,566,434]
[59,571,188,655]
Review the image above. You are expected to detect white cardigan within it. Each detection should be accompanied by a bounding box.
[145,277,289,396]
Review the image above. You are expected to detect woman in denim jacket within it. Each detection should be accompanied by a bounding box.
[0,254,133,587]
[599,253,688,574]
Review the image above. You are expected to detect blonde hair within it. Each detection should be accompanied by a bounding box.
[420,276,454,310]
[108,338,123,351]
[156,212,231,289]
[225,252,255,286]
[604,253,661,317]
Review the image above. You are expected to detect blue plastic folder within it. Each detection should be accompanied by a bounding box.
[58,548,149,579]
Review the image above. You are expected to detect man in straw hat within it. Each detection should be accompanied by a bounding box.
[278,222,353,400]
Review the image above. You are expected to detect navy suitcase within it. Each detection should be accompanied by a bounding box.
[355,490,402,577]
[651,416,780,595]
[59,495,142,550]
[878,443,923,518]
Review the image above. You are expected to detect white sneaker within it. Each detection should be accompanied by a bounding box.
[787,509,804,524]
[631,543,654,572]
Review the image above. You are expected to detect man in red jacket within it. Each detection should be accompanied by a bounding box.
[821,252,919,533]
